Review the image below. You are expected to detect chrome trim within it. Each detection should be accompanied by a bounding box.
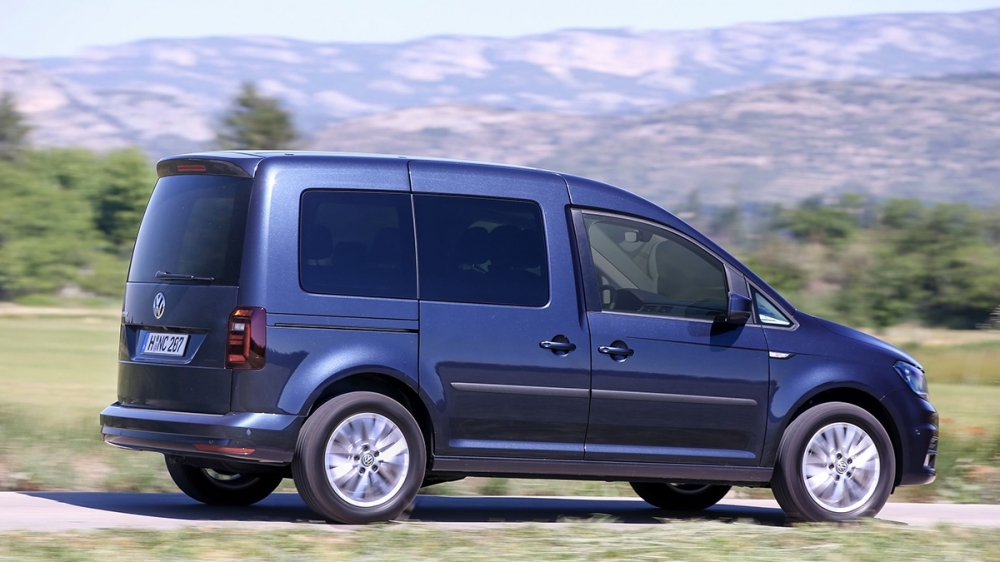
[591,389,757,407]
[274,323,417,333]
[450,382,589,398]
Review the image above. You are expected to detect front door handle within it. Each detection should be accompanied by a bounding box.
[540,336,577,354]
[599,341,634,359]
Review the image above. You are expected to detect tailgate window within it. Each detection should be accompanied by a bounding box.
[128,175,252,285]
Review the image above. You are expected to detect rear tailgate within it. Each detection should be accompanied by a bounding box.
[120,284,238,413]
[118,169,252,414]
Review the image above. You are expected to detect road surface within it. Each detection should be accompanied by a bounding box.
[2,493,999,531]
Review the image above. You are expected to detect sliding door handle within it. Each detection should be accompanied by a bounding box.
[540,336,577,354]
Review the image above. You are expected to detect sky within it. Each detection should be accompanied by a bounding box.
[1,0,998,58]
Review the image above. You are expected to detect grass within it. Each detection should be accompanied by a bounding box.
[1,522,999,561]
[1,309,999,502]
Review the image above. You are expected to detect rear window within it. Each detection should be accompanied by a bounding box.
[128,175,252,285]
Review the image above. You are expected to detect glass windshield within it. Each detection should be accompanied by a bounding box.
[128,175,252,285]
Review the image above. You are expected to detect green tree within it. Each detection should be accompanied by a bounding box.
[216,82,297,150]
[786,196,856,247]
[0,161,94,298]
[0,92,31,161]
[94,148,156,247]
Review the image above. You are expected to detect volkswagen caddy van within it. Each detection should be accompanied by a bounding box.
[101,152,937,524]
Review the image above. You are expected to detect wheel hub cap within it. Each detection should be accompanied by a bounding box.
[324,412,410,508]
[801,422,881,513]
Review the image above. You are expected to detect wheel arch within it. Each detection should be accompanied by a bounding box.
[306,371,435,466]
[782,387,903,487]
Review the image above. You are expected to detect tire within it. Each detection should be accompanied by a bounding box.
[771,402,895,522]
[165,456,282,506]
[630,482,731,511]
[292,391,426,524]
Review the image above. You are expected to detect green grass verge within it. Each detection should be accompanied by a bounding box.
[2,311,999,502]
[1,523,999,561]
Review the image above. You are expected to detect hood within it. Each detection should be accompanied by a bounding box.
[810,315,922,369]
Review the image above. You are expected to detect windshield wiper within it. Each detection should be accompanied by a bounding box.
[155,270,215,282]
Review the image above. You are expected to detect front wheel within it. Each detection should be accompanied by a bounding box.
[165,457,282,506]
[771,402,895,522]
[630,482,732,511]
[292,391,426,524]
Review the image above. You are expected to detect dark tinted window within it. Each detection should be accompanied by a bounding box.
[584,213,728,321]
[128,175,252,285]
[300,191,416,299]
[414,195,548,307]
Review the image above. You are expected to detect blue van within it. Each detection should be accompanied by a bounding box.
[101,152,937,523]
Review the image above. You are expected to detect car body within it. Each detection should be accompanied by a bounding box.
[101,152,937,523]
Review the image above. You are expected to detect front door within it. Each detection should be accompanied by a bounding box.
[412,162,591,460]
[578,211,770,466]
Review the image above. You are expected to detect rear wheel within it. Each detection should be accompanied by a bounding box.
[292,391,426,524]
[771,402,895,522]
[630,482,731,511]
[165,457,282,506]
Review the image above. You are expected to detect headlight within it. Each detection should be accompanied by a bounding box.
[894,361,928,399]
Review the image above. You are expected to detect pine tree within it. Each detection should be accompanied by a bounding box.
[216,82,297,150]
[0,92,31,160]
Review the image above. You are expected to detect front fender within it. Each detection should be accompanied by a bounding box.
[760,352,903,466]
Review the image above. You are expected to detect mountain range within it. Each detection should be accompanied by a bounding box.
[0,8,998,205]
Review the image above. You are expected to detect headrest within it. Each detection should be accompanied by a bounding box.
[302,224,333,260]
[455,226,490,266]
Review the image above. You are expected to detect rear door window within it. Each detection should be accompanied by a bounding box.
[414,194,548,307]
[299,190,417,299]
[128,175,252,285]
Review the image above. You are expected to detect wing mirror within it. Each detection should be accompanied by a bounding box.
[726,293,753,325]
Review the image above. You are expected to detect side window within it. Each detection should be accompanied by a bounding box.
[583,213,728,321]
[299,190,417,299]
[753,289,793,327]
[414,194,548,307]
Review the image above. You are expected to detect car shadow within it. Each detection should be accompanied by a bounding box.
[24,492,788,527]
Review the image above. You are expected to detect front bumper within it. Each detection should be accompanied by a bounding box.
[881,389,938,486]
[100,403,303,464]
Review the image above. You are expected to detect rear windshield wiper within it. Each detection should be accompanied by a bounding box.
[155,270,216,282]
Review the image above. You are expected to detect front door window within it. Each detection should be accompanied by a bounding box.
[583,214,728,322]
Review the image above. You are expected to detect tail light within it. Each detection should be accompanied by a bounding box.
[226,306,266,369]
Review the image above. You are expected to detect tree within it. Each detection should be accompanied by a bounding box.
[216,82,297,150]
[93,148,156,247]
[0,92,31,160]
[786,196,856,247]
[0,160,94,298]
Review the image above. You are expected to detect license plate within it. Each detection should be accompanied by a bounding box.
[140,331,189,357]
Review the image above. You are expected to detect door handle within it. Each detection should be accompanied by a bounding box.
[540,338,577,353]
[599,342,634,358]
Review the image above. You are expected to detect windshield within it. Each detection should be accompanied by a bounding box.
[128,175,252,285]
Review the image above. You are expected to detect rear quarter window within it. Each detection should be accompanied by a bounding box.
[128,175,252,285]
[299,190,417,299]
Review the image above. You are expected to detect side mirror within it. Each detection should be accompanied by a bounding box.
[726,293,753,325]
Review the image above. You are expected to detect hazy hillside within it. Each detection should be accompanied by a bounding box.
[0,9,998,156]
[313,75,1000,207]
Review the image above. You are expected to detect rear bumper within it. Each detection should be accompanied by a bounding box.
[100,403,303,464]
[881,389,938,487]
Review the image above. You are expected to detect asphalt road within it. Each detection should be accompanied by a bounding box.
[2,492,1000,531]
